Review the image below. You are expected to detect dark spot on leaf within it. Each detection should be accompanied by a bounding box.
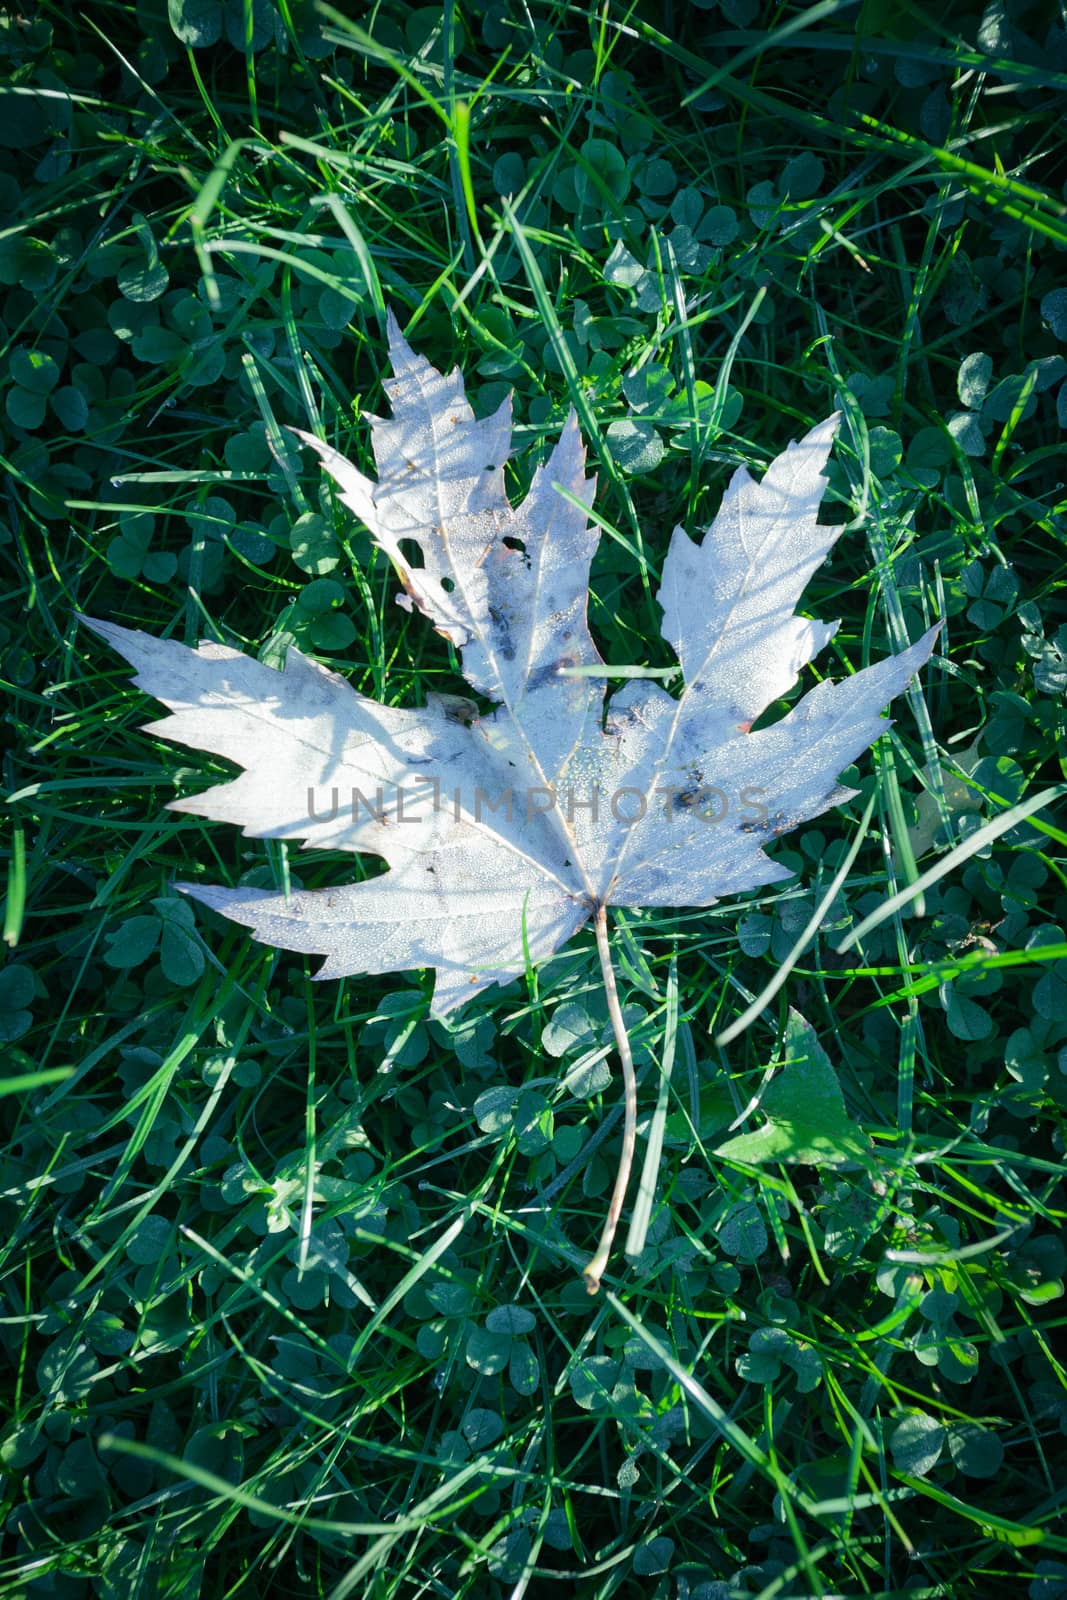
[442,700,477,725]
[525,662,559,692]
[489,604,516,660]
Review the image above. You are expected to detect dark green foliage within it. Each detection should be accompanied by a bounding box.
[1,1,1065,1596]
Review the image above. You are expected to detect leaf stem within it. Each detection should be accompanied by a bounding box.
[582,904,637,1294]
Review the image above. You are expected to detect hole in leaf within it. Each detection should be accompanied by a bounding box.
[398,538,424,569]
[502,536,526,554]
[441,577,455,593]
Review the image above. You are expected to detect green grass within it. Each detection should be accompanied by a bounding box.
[3,1,1067,1596]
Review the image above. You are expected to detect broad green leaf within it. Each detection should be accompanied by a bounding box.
[716,1199,768,1262]
[51,385,89,431]
[290,511,339,575]
[701,204,740,246]
[118,257,169,303]
[465,1326,509,1377]
[485,1304,536,1335]
[168,0,222,47]
[103,915,161,969]
[633,1536,674,1575]
[10,348,60,394]
[716,1011,871,1166]
[569,1355,621,1411]
[958,352,993,408]
[1041,288,1067,341]
[5,388,48,430]
[509,1342,540,1395]
[890,1411,944,1477]
[947,1422,1004,1478]
[607,416,664,474]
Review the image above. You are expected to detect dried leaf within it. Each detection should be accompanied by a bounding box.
[82,313,938,1018]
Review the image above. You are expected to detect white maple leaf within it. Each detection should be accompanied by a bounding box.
[81,313,938,1287]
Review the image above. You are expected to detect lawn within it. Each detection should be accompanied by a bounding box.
[2,2,1066,1597]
